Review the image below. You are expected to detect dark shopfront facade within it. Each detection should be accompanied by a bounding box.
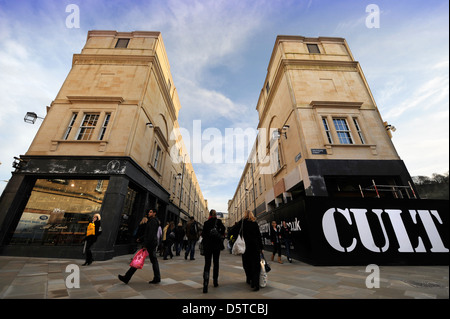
[0,156,187,261]
[258,196,449,266]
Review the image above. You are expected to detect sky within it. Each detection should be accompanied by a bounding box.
[0,0,448,213]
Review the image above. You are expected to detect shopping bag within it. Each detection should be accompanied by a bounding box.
[232,235,246,255]
[130,248,149,269]
[259,258,268,288]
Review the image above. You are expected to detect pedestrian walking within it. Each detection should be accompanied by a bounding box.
[201,209,225,293]
[185,216,199,260]
[230,210,264,291]
[163,221,175,260]
[118,209,161,284]
[270,220,283,264]
[174,222,185,256]
[82,213,102,266]
[280,221,292,263]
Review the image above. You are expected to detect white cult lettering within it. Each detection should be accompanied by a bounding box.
[322,208,448,253]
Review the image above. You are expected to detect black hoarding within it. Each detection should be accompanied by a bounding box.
[258,197,449,265]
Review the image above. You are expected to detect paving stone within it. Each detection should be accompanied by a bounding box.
[0,253,447,300]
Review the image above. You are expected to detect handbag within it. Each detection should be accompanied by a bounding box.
[232,220,246,255]
[261,253,271,273]
[86,222,95,236]
[130,248,149,269]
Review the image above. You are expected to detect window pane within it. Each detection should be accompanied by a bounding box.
[63,113,78,140]
[98,113,111,140]
[77,114,99,140]
[322,118,333,143]
[307,44,320,53]
[333,118,353,144]
[115,38,130,48]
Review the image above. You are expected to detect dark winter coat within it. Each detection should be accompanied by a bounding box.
[231,218,263,252]
[201,217,225,252]
[143,217,160,250]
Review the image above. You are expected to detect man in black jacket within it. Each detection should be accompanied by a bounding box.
[143,209,161,283]
[118,209,161,284]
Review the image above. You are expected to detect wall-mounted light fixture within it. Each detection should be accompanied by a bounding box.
[12,156,27,170]
[385,124,396,132]
[24,112,44,124]
[272,130,281,140]
[146,121,154,128]
[281,125,290,139]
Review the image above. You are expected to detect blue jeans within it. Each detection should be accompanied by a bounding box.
[185,240,197,260]
[284,239,292,259]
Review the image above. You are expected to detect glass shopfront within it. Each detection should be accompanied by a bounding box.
[9,178,109,246]
[115,187,139,245]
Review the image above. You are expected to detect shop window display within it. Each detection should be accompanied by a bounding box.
[9,179,108,246]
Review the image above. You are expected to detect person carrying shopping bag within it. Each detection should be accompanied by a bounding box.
[230,210,264,291]
[118,209,161,284]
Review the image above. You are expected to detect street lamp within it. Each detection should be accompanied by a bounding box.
[24,112,44,124]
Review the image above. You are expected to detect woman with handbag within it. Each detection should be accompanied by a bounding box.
[201,209,225,293]
[82,213,101,266]
[231,210,264,291]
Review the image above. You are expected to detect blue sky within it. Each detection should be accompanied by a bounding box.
[0,0,448,213]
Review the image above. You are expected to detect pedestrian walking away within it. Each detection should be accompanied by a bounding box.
[163,221,175,260]
[185,216,199,260]
[230,210,264,291]
[118,209,161,284]
[201,209,226,293]
[82,213,102,266]
[174,222,185,256]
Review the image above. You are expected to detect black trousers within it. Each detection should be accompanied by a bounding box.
[84,237,96,263]
[203,249,220,283]
[123,248,161,282]
[242,250,260,288]
[272,242,282,257]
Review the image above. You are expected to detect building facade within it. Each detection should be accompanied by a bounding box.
[228,36,448,265]
[0,31,208,260]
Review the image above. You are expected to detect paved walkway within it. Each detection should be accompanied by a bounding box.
[0,250,448,299]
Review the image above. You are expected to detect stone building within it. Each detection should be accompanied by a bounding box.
[229,35,417,224]
[0,31,208,260]
[225,36,450,266]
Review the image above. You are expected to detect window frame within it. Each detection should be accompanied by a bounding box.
[115,38,130,48]
[333,118,354,144]
[353,118,365,144]
[322,117,333,144]
[63,113,78,140]
[307,43,320,54]
[98,113,111,141]
[76,113,100,141]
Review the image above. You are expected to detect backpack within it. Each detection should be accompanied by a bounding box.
[210,219,221,240]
